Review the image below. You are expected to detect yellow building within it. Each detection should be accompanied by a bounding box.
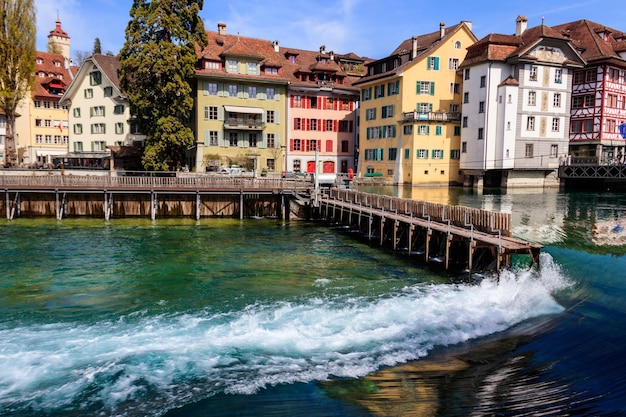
[14,18,75,167]
[355,22,477,185]
[193,23,289,173]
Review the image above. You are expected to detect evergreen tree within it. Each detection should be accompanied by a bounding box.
[93,37,102,54]
[0,0,36,167]
[119,0,208,171]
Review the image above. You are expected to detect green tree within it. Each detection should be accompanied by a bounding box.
[119,0,208,171]
[0,0,36,167]
[93,37,102,54]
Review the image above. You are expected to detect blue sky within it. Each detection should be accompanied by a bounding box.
[35,0,626,62]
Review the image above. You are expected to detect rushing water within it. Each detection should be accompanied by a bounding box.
[0,188,625,416]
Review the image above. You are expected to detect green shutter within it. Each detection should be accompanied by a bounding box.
[416,81,421,95]
[430,82,435,96]
[395,80,400,93]
[434,57,440,70]
[436,125,442,136]
[405,148,410,159]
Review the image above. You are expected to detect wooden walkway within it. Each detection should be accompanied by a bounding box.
[318,189,542,274]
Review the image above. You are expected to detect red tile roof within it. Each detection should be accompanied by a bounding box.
[196,27,366,91]
[552,19,626,65]
[33,51,73,99]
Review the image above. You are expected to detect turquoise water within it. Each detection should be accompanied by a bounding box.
[1,189,625,416]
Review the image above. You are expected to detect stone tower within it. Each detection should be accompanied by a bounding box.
[47,14,71,66]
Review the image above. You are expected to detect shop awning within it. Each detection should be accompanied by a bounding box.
[223,105,263,114]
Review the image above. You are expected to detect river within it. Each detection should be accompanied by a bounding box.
[0,187,624,416]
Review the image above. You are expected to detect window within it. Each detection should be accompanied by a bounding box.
[339,120,351,132]
[248,86,257,99]
[554,93,561,108]
[550,144,558,157]
[266,87,275,100]
[265,67,278,75]
[229,132,238,147]
[73,108,81,118]
[292,95,302,108]
[449,58,459,70]
[381,105,394,118]
[104,86,113,97]
[247,62,258,75]
[91,106,105,117]
[228,84,238,97]
[527,116,535,131]
[573,71,584,84]
[480,75,486,88]
[584,95,594,107]
[552,118,560,132]
[606,119,617,132]
[388,148,397,160]
[114,105,124,115]
[450,150,460,159]
[326,119,333,131]
[74,141,83,152]
[464,68,470,80]
[89,71,102,85]
[417,149,428,159]
[203,106,217,120]
[249,133,258,147]
[454,126,461,136]
[529,66,538,81]
[387,80,399,95]
[34,100,41,108]
[463,92,469,103]
[44,101,51,109]
[208,131,218,146]
[403,125,413,135]
[91,123,106,134]
[525,143,533,158]
[326,98,334,109]
[479,101,485,113]
[462,116,468,127]
[478,127,484,139]
[584,120,593,132]
[35,134,42,143]
[341,140,349,152]
[450,83,460,94]
[416,81,434,95]
[205,61,220,70]
[227,59,238,73]
[374,85,385,98]
[45,135,52,144]
[310,119,318,131]
[427,56,440,70]
[207,83,218,95]
[267,133,275,148]
[365,108,376,120]
[92,140,106,151]
[435,125,442,136]
[84,88,93,98]
[115,122,124,134]
[528,91,536,106]
[362,88,372,101]
[554,68,562,84]
[74,124,83,134]
[455,41,462,49]
[586,70,596,83]
[462,142,467,153]
[572,96,583,109]
[417,125,429,135]
[44,119,51,127]
[450,104,459,113]
[432,149,444,159]
[266,110,275,124]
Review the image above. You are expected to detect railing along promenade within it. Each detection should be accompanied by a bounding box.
[0,171,312,192]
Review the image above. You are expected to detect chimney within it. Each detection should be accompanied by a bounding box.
[515,15,527,36]
[320,45,326,54]
[329,50,335,61]
[217,22,226,35]
[272,40,279,53]
[411,36,418,60]
[440,22,446,39]
[462,20,472,31]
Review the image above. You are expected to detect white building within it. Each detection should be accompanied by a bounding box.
[459,16,585,188]
[60,54,145,169]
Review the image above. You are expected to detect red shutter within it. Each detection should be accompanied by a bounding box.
[289,138,294,151]
[305,119,310,131]
[290,96,294,108]
[333,120,338,132]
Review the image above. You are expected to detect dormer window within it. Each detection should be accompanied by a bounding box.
[288,55,296,63]
[265,67,278,75]
[54,61,60,67]
[227,59,238,73]
[36,58,43,64]
[204,60,220,70]
[320,57,327,64]
[247,62,258,75]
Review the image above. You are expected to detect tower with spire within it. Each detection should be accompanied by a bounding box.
[47,12,71,66]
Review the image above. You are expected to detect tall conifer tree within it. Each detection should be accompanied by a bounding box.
[119,0,207,171]
[0,0,36,167]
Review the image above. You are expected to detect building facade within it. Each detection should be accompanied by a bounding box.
[552,20,626,165]
[354,22,476,186]
[14,18,74,167]
[194,24,290,173]
[459,16,585,188]
[60,54,145,169]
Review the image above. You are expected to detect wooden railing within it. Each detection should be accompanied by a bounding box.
[0,171,313,191]
[328,188,511,236]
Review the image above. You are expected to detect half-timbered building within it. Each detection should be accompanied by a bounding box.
[552,20,626,164]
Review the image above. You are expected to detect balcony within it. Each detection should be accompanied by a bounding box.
[223,119,266,130]
[401,111,461,123]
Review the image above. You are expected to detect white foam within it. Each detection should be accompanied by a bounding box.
[0,253,570,416]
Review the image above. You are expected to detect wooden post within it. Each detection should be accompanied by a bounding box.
[196,191,201,221]
[240,190,244,220]
[151,191,157,220]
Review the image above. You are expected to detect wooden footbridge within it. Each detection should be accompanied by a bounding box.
[317,188,542,274]
[1,171,541,274]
